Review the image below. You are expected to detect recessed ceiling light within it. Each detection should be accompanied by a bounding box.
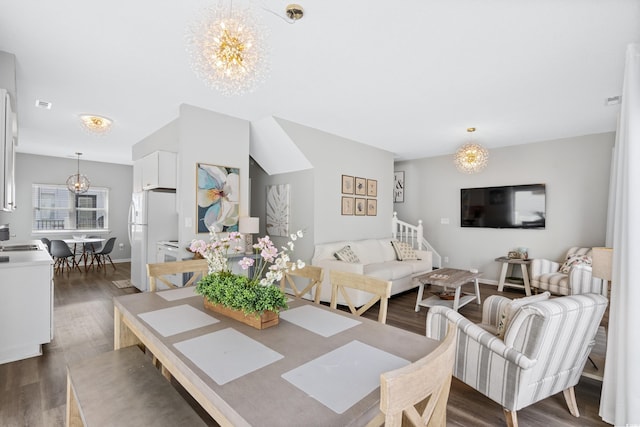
[35,99,52,109]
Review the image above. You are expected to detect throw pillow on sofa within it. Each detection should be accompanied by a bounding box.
[334,245,360,263]
[390,240,420,261]
[496,291,551,339]
[558,254,592,274]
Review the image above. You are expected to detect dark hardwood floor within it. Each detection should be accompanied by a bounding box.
[0,264,609,426]
[360,283,609,427]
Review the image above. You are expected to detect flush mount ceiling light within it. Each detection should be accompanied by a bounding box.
[79,114,113,135]
[186,1,269,97]
[66,152,90,194]
[454,128,489,174]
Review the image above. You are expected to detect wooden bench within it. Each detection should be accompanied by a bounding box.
[66,346,207,427]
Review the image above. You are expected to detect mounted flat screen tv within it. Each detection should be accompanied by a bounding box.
[461,184,546,229]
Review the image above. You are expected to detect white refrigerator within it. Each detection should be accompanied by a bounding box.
[128,190,178,291]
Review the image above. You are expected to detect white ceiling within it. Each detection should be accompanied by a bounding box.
[1,0,638,166]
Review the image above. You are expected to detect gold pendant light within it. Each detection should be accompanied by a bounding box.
[454,128,489,173]
[186,1,269,97]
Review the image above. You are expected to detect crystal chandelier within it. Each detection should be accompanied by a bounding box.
[66,152,90,194]
[454,128,489,173]
[186,1,269,97]
[79,114,112,135]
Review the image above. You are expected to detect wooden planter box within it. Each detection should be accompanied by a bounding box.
[203,299,279,330]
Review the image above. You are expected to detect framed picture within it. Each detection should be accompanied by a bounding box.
[266,184,290,236]
[355,198,366,216]
[196,163,240,233]
[341,197,354,215]
[367,199,377,216]
[355,177,366,196]
[342,175,354,194]
[367,179,377,197]
[394,171,405,203]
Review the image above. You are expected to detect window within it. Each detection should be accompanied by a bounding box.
[32,184,109,232]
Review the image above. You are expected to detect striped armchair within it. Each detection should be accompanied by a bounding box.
[426,293,608,427]
[530,247,605,296]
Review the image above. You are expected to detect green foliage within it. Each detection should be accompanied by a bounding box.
[196,271,288,316]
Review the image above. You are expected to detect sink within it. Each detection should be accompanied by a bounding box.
[0,244,41,251]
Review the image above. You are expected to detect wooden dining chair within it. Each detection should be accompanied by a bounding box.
[366,321,457,427]
[280,264,324,304]
[329,270,392,324]
[146,259,209,292]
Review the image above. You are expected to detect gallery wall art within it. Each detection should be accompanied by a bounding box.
[341,174,377,216]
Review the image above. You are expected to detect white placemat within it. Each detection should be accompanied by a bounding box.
[138,304,218,337]
[157,286,198,301]
[279,305,361,337]
[282,340,409,414]
[174,328,284,385]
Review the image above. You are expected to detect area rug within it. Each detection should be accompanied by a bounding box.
[112,279,133,289]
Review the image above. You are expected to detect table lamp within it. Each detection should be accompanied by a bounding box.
[591,247,613,298]
[239,217,260,254]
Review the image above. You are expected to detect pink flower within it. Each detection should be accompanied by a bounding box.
[261,245,278,262]
[189,240,207,254]
[255,236,273,250]
[239,257,255,270]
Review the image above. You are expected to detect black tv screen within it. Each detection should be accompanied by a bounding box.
[461,184,546,229]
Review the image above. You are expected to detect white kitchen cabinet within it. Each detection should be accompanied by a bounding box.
[0,241,54,364]
[139,151,177,190]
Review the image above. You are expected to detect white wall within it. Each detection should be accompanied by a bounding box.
[0,51,16,109]
[132,119,179,161]
[177,104,250,248]
[130,105,251,259]
[393,132,614,283]
[249,161,315,263]
[0,153,133,260]
[276,118,395,244]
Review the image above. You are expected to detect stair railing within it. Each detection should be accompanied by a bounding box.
[392,212,442,268]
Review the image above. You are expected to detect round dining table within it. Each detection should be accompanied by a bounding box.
[62,237,105,271]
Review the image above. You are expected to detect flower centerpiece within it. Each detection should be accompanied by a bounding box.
[190,230,305,329]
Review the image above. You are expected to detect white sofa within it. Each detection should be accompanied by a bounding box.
[311,238,432,306]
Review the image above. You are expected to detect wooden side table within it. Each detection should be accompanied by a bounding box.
[495,257,532,296]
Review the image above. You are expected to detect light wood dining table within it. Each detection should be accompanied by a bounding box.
[113,289,439,427]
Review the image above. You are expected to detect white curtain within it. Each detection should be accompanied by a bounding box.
[600,43,640,426]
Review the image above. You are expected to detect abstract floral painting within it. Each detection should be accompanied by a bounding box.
[266,184,290,237]
[196,163,240,233]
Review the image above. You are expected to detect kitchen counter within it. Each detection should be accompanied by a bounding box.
[0,240,53,267]
[0,240,54,364]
